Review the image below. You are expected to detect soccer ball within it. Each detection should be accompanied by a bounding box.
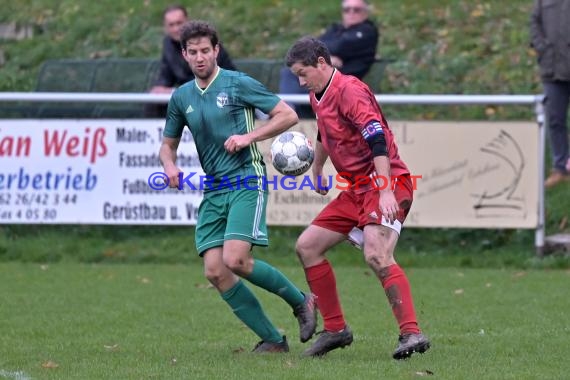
[270,131,314,176]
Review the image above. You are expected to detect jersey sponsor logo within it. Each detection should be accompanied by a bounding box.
[185,104,194,114]
[216,92,229,108]
[361,121,384,140]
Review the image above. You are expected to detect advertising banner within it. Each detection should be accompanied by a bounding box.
[0,119,538,228]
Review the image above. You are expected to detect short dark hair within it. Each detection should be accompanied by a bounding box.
[163,4,187,18]
[285,37,331,67]
[179,20,219,50]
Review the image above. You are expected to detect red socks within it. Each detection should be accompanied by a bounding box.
[305,260,420,335]
[379,264,420,335]
[304,260,346,332]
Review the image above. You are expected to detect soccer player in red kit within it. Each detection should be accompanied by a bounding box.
[285,36,430,359]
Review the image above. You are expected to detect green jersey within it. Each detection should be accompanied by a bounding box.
[163,68,280,193]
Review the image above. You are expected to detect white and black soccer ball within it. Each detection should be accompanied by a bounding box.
[270,131,315,176]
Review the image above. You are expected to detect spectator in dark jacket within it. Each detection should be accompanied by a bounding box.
[145,5,236,117]
[279,0,379,118]
[530,0,570,188]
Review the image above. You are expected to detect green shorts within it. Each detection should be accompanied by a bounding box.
[195,189,269,256]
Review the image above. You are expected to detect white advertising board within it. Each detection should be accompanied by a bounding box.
[0,119,538,228]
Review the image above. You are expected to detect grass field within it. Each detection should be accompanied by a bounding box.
[1,1,570,378]
[1,262,569,380]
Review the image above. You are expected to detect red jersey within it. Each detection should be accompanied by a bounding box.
[310,70,409,187]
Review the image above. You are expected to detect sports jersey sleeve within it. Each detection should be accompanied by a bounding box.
[339,83,386,142]
[236,75,281,114]
[163,90,187,138]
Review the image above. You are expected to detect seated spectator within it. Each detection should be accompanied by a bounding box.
[279,0,379,118]
[145,5,236,117]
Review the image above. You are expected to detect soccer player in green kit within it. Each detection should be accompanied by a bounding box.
[159,20,316,353]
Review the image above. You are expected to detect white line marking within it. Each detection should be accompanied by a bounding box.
[0,369,32,380]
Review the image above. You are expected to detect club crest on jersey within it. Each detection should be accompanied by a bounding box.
[361,121,384,139]
[216,92,229,108]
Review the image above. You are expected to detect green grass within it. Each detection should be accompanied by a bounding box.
[1,262,569,380]
[1,3,569,378]
[1,4,569,377]
[2,220,570,269]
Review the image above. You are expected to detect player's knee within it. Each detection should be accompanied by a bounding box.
[364,253,381,269]
[204,267,227,287]
[364,249,393,270]
[222,254,254,276]
[295,236,312,258]
[295,236,324,267]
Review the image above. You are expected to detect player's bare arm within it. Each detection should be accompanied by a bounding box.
[312,138,330,195]
[159,137,183,188]
[224,100,298,154]
[359,118,399,224]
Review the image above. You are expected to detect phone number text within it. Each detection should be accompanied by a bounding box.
[0,193,78,206]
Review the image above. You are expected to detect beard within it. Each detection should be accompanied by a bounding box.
[193,62,216,80]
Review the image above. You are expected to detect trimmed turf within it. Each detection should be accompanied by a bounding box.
[1,262,568,380]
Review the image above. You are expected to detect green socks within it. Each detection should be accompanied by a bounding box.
[220,260,305,343]
[245,259,305,308]
[221,280,282,343]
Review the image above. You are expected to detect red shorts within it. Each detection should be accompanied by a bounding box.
[312,174,413,235]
